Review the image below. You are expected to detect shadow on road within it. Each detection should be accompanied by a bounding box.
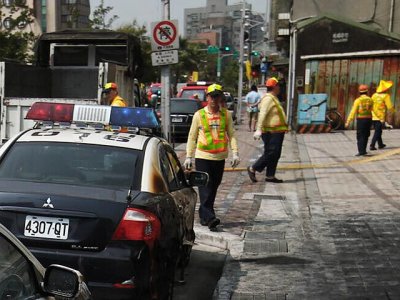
[174,244,227,300]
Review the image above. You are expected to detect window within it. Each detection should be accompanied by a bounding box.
[3,17,12,30]
[0,142,141,190]
[0,234,37,297]
[171,100,201,114]
[181,90,206,101]
[2,0,13,7]
[166,149,187,188]
[159,147,179,191]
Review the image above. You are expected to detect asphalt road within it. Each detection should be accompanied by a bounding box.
[174,243,227,300]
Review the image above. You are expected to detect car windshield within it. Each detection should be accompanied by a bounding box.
[171,100,200,114]
[0,142,140,189]
[181,90,206,100]
[151,87,160,94]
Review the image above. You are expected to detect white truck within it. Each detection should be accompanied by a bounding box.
[0,30,144,143]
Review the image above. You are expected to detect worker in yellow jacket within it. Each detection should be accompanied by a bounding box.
[345,84,374,156]
[247,77,288,183]
[370,80,394,150]
[184,83,240,231]
[102,82,127,107]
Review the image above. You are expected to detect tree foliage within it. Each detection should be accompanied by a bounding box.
[0,2,36,62]
[116,21,159,83]
[89,0,119,29]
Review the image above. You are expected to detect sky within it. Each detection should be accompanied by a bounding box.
[89,0,267,34]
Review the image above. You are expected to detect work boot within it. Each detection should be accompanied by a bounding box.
[265,177,283,183]
[247,166,257,182]
[208,218,220,231]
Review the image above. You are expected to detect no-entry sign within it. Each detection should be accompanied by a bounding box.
[151,20,179,52]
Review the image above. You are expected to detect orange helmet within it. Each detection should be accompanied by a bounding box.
[358,84,369,93]
[265,77,279,88]
[103,82,118,92]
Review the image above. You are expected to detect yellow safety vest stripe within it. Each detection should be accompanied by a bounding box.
[262,96,288,132]
[198,108,228,153]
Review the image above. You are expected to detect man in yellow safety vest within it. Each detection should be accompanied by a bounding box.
[247,77,288,183]
[370,80,394,150]
[184,83,240,231]
[102,82,127,107]
[345,84,374,156]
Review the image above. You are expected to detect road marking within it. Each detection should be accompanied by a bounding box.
[224,147,400,172]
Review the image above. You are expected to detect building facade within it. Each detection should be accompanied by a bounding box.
[184,0,264,50]
[0,0,90,35]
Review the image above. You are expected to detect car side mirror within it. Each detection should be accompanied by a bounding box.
[43,264,85,298]
[187,171,208,187]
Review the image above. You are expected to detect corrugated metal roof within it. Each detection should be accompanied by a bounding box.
[296,14,400,41]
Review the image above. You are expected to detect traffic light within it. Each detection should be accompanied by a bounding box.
[244,31,249,42]
[220,46,231,52]
[251,51,259,56]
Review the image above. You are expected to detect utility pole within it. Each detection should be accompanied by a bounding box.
[237,1,246,124]
[161,0,171,141]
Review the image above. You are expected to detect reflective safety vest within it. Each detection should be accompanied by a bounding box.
[262,95,288,132]
[356,95,373,118]
[197,108,228,153]
[111,95,127,107]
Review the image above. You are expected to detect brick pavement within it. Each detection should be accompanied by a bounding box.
[177,118,400,299]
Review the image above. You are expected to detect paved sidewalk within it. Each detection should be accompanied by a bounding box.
[178,120,400,299]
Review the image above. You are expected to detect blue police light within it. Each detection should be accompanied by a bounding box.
[110,107,160,128]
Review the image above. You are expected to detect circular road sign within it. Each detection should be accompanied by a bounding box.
[152,20,177,47]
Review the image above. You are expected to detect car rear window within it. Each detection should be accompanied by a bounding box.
[0,142,141,190]
[180,89,206,100]
[171,100,201,114]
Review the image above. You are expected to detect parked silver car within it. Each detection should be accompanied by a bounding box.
[0,223,91,300]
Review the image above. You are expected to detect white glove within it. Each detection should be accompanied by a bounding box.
[253,130,262,140]
[385,122,393,129]
[183,157,193,170]
[231,153,240,168]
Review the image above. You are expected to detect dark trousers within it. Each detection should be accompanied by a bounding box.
[371,120,384,148]
[252,132,285,177]
[356,118,372,155]
[195,158,225,222]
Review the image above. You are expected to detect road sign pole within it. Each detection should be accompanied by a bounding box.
[161,0,171,142]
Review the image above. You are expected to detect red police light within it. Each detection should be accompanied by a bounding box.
[25,102,74,122]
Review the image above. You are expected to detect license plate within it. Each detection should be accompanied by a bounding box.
[172,117,183,123]
[24,215,69,240]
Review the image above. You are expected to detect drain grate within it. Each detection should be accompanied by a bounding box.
[243,239,288,253]
[254,194,285,201]
[243,231,288,254]
[245,231,286,240]
[231,292,287,300]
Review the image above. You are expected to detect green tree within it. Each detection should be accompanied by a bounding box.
[220,59,239,94]
[171,38,210,85]
[0,2,36,62]
[116,21,159,83]
[89,0,119,29]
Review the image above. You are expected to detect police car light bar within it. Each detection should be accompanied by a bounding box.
[25,102,160,129]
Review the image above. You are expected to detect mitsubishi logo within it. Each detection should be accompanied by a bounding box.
[42,198,54,209]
